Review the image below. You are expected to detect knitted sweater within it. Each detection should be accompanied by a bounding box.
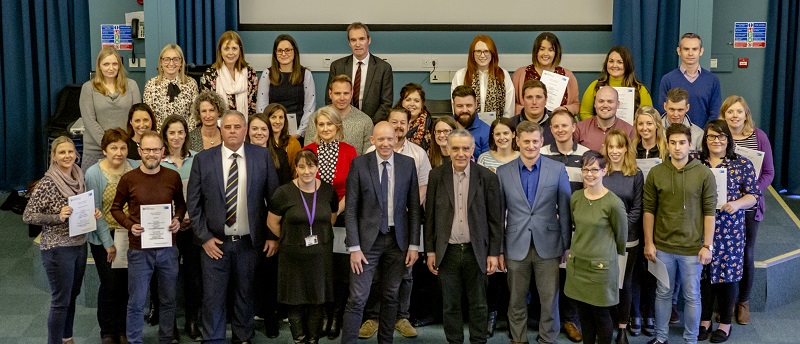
[657,67,722,127]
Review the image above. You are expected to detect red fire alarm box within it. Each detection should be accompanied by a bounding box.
[738,58,749,68]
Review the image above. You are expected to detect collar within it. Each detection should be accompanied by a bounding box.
[517,109,550,124]
[518,155,541,171]
[221,143,245,160]
[679,64,702,76]
[376,150,395,166]
[354,53,371,66]
[464,115,481,130]
[593,115,618,131]
[452,161,471,177]
[548,141,578,155]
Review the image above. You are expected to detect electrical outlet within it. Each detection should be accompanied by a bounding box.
[139,58,145,68]
[429,71,450,83]
[323,58,332,68]
[129,58,138,68]
[710,58,718,69]
[423,58,437,68]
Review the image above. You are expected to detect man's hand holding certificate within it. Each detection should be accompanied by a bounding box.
[139,204,177,248]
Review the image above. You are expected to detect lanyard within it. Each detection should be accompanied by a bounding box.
[299,182,318,236]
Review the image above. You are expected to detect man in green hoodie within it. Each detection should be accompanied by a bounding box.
[642,123,716,344]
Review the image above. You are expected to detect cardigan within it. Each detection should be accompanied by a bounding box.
[79,79,142,153]
[84,159,140,248]
[739,128,775,221]
[256,68,317,137]
[303,141,358,201]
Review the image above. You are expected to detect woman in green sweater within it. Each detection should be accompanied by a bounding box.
[579,46,653,121]
[566,150,628,344]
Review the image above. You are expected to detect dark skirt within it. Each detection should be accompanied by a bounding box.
[277,242,334,305]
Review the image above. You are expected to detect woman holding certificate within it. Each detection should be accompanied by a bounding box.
[694,120,760,342]
[511,32,579,115]
[267,150,338,344]
[579,46,653,121]
[451,34,515,118]
[719,96,775,325]
[24,136,102,344]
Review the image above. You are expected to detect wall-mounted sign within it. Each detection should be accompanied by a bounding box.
[734,22,766,48]
[101,24,132,50]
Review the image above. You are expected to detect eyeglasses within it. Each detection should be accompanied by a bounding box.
[276,48,294,56]
[473,50,491,57]
[161,57,182,65]
[581,168,603,174]
[140,148,163,154]
[434,129,452,136]
[706,134,728,142]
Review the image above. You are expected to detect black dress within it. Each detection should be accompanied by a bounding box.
[269,181,338,305]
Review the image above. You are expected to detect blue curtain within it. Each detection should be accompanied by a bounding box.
[761,0,800,194]
[0,0,91,190]
[176,0,238,65]
[612,0,681,97]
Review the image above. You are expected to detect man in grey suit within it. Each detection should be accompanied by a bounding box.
[496,121,572,344]
[325,22,394,124]
[341,122,421,344]
[425,129,502,344]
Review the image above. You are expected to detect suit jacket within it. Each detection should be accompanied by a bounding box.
[424,161,502,273]
[496,156,572,261]
[325,54,394,124]
[187,142,279,247]
[345,151,421,253]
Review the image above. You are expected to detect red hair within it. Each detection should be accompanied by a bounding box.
[463,35,505,86]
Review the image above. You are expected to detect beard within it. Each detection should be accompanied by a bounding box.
[456,112,475,128]
[142,157,161,170]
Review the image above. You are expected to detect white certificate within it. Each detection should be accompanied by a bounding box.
[140,204,172,248]
[287,113,298,136]
[710,168,728,209]
[613,87,635,125]
[735,146,765,179]
[68,190,97,237]
[565,166,583,183]
[332,226,348,254]
[540,70,569,112]
[636,158,662,180]
[478,111,497,126]
[647,256,670,290]
[112,229,129,269]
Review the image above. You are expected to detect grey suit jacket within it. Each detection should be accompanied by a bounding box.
[424,162,502,273]
[325,54,393,124]
[345,151,421,253]
[496,156,572,261]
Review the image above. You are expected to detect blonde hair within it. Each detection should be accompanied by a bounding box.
[50,136,78,167]
[632,106,668,160]
[156,44,189,84]
[212,31,248,72]
[602,129,638,176]
[92,46,128,96]
[313,107,344,143]
[720,95,755,137]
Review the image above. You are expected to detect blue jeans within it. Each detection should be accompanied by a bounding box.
[126,247,179,344]
[654,251,702,344]
[41,244,87,344]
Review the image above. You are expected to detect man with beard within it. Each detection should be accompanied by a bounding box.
[111,130,186,344]
[573,86,634,152]
[452,85,490,160]
[361,107,432,338]
[306,74,374,154]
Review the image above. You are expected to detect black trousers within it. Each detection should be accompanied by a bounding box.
[576,301,613,344]
[701,279,737,325]
[90,242,128,338]
[439,244,488,344]
[614,246,638,324]
[176,229,202,324]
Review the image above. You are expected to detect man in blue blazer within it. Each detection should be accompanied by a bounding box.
[425,129,502,344]
[496,121,572,344]
[187,110,279,344]
[341,122,421,344]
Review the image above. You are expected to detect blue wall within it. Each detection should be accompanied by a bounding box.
[87,0,146,92]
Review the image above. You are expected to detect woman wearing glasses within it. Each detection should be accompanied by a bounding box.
[429,117,459,168]
[143,44,199,131]
[256,34,316,139]
[451,34,515,118]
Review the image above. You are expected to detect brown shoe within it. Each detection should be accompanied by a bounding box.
[395,318,418,338]
[358,319,378,339]
[736,301,750,325]
[563,321,583,342]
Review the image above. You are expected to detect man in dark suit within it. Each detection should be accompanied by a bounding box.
[187,110,279,344]
[425,129,503,344]
[325,22,394,124]
[342,121,421,344]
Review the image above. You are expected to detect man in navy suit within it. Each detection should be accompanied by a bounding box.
[341,121,421,344]
[187,110,279,344]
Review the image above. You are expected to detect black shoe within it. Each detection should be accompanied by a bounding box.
[171,322,180,344]
[185,321,201,342]
[646,339,668,344]
[642,318,655,337]
[628,317,642,337]
[709,328,730,343]
[527,317,539,330]
[487,311,497,337]
[670,305,680,324]
[264,317,279,338]
[411,316,437,327]
[698,325,710,341]
[616,328,629,344]
[327,317,341,340]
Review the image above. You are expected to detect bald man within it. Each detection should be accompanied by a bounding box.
[573,86,635,151]
[341,122,422,344]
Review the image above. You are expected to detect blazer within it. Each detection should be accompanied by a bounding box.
[345,151,421,253]
[325,54,393,124]
[496,156,572,261]
[187,142,279,247]
[424,161,502,273]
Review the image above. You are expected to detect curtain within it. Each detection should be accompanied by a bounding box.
[0,0,91,190]
[612,0,681,97]
[761,0,800,194]
[176,0,238,66]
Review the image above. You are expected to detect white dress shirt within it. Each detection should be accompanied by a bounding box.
[351,53,370,108]
[221,144,249,236]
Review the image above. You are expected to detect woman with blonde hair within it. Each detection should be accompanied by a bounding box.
[201,31,258,116]
[144,44,199,130]
[80,46,142,171]
[633,106,668,160]
[187,90,229,152]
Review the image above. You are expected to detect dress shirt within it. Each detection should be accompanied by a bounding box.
[352,53,370,108]
[449,164,471,244]
[519,157,542,207]
[222,144,249,236]
[378,153,395,227]
[365,139,431,186]
[573,115,635,152]
[679,65,701,83]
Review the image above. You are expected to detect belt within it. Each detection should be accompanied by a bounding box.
[381,226,395,234]
[448,243,471,247]
[226,234,250,242]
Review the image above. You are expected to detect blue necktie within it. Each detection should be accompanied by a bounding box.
[225,153,239,227]
[380,160,389,234]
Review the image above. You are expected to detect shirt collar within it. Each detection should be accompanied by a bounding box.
[547,142,578,155]
[355,53,371,66]
[221,143,245,160]
[376,150,394,167]
[452,161,470,177]
[518,156,541,171]
[679,64,702,76]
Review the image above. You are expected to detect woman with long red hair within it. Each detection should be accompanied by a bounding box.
[450,34,515,118]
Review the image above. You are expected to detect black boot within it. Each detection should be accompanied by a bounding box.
[642,318,655,337]
[307,306,324,344]
[487,311,497,337]
[288,317,307,344]
[264,313,279,338]
[628,317,642,337]
[327,303,343,340]
[616,328,629,344]
[185,321,201,342]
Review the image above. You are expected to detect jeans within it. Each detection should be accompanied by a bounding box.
[42,244,87,344]
[90,242,128,338]
[654,251,702,344]
[126,247,179,344]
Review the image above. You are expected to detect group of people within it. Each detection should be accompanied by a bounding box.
[22,21,775,344]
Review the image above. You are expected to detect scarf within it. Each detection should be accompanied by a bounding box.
[216,66,249,114]
[317,140,339,184]
[406,111,431,151]
[525,65,569,107]
[470,70,505,115]
[44,162,85,198]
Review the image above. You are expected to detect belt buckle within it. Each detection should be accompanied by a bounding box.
[231,235,240,242]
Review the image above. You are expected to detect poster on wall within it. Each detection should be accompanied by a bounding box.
[101,24,133,50]
[734,22,766,48]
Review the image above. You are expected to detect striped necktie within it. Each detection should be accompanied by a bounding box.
[225,153,239,227]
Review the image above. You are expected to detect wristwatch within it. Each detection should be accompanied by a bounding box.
[702,244,714,253]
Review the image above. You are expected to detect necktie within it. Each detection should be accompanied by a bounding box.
[352,61,362,109]
[380,160,389,234]
[225,153,239,227]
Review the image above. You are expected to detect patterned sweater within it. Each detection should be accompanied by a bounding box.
[23,176,87,250]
